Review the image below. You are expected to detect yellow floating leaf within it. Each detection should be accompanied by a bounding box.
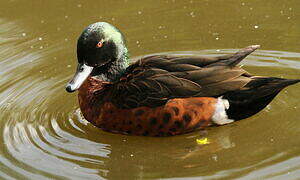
[196,138,210,145]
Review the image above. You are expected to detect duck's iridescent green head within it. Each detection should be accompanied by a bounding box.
[66,22,128,93]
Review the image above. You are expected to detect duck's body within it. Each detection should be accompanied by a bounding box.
[66,22,300,136]
[79,77,229,136]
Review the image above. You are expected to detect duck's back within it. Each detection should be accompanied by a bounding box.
[109,46,258,109]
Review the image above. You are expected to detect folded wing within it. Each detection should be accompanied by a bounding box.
[110,45,260,108]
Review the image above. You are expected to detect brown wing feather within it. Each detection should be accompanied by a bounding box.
[110,45,259,108]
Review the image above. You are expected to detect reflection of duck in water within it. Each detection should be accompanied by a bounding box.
[72,110,237,179]
[179,128,235,160]
[66,22,300,136]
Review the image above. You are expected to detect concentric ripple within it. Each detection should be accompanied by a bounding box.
[0,20,300,179]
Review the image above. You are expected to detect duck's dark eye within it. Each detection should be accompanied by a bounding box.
[96,41,103,48]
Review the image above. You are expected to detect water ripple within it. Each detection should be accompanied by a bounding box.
[0,20,300,179]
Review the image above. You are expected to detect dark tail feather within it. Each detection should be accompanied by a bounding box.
[208,45,260,67]
[224,77,300,120]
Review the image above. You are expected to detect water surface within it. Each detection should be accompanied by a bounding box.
[0,0,299,179]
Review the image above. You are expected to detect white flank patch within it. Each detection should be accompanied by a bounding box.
[212,97,234,125]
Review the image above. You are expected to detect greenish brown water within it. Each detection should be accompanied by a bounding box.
[0,0,300,179]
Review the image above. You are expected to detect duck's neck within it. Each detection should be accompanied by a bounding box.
[92,47,130,82]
